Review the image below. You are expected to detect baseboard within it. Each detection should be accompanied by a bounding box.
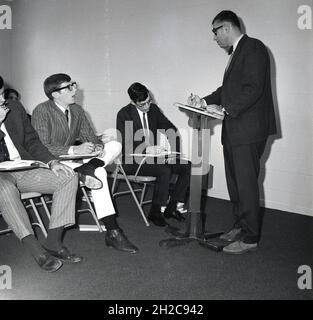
[206,190,313,217]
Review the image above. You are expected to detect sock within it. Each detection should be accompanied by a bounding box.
[149,204,161,216]
[100,215,118,231]
[160,206,166,213]
[22,235,45,260]
[88,158,105,168]
[176,202,187,213]
[45,227,64,251]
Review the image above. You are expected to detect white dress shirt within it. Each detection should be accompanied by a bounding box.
[1,123,21,160]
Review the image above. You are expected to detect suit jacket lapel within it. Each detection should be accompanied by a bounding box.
[50,101,70,135]
[223,34,248,82]
[130,105,143,132]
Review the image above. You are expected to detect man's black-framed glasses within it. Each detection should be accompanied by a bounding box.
[54,82,77,93]
[212,24,224,36]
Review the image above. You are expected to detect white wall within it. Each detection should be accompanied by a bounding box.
[0,0,12,86]
[7,0,313,216]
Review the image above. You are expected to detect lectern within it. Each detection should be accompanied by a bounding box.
[160,103,227,251]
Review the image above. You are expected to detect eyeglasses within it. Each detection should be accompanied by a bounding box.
[212,24,224,36]
[53,82,77,93]
[136,97,152,108]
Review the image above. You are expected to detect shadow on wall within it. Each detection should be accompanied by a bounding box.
[259,46,282,203]
[75,88,98,134]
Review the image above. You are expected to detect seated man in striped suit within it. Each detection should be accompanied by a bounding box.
[0,75,82,273]
[32,73,138,254]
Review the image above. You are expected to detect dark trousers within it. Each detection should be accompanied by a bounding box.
[223,140,267,243]
[122,160,191,207]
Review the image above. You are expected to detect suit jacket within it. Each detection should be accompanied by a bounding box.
[32,100,102,157]
[204,34,277,146]
[0,100,54,163]
[116,103,180,163]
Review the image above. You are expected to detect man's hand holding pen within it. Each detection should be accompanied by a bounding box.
[187,93,206,109]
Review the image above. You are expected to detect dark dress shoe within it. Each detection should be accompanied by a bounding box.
[148,213,167,227]
[45,246,83,263]
[35,252,63,272]
[105,229,138,254]
[164,209,186,222]
[74,163,103,190]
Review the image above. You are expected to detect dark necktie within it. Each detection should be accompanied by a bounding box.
[225,47,234,74]
[143,113,150,145]
[65,109,69,123]
[0,130,10,162]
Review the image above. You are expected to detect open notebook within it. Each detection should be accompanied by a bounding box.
[0,160,49,171]
[129,151,181,157]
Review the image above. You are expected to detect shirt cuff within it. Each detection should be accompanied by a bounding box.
[222,107,229,115]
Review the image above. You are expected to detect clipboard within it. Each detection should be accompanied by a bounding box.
[174,102,224,120]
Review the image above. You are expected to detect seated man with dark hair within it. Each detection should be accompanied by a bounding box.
[4,88,20,101]
[0,75,82,272]
[116,82,191,227]
[32,73,137,254]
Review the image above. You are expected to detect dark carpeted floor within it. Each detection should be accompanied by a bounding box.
[0,185,312,300]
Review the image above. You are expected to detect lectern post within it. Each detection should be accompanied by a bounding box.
[160,110,225,250]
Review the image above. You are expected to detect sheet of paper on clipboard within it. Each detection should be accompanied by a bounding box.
[174,102,224,120]
[59,151,100,160]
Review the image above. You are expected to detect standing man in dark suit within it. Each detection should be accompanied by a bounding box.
[0,75,82,272]
[189,11,277,254]
[117,82,191,227]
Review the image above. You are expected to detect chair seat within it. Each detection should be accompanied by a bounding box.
[21,192,43,200]
[109,173,156,183]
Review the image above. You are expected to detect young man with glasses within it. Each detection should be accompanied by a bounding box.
[116,82,191,227]
[0,75,82,272]
[188,11,277,254]
[32,73,138,254]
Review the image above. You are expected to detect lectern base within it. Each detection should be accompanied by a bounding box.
[160,225,226,252]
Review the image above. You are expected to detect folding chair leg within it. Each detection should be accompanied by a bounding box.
[28,199,48,238]
[40,196,51,219]
[80,187,104,232]
[140,183,147,206]
[117,167,150,227]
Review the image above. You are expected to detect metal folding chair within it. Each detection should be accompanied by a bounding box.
[77,183,106,232]
[0,192,51,237]
[107,159,156,227]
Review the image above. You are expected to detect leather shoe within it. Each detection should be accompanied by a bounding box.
[164,209,186,222]
[105,229,138,254]
[223,240,258,254]
[219,227,242,242]
[74,163,103,190]
[35,252,63,272]
[45,246,83,263]
[148,213,167,227]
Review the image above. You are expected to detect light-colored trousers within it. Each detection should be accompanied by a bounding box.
[62,140,121,219]
[0,169,78,240]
